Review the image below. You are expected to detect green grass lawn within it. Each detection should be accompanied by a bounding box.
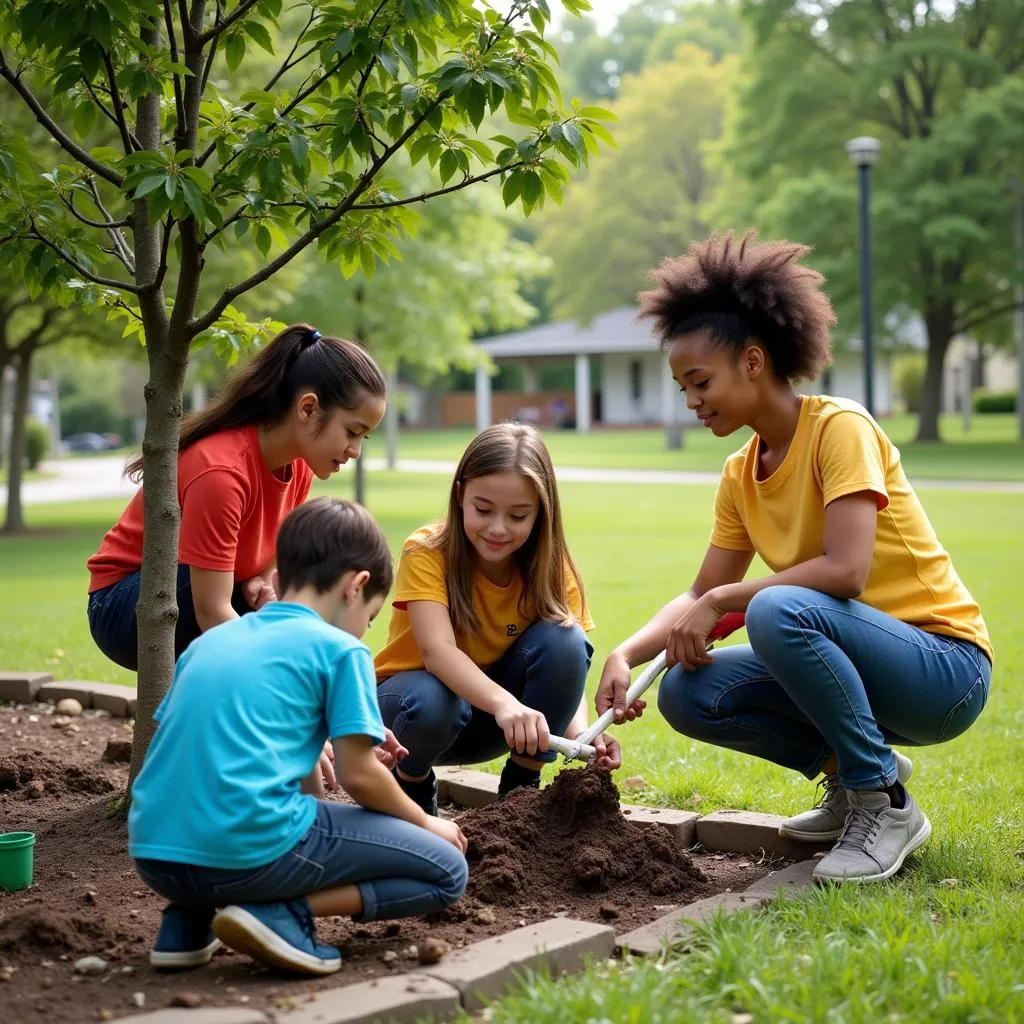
[377,411,1024,482]
[3,475,1023,1020]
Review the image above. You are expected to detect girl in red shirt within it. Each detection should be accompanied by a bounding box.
[87,323,387,670]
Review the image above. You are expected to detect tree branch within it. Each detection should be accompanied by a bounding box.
[61,192,131,230]
[197,0,262,44]
[164,0,187,138]
[351,164,513,209]
[103,52,136,154]
[0,54,123,186]
[28,222,142,294]
[954,298,1024,337]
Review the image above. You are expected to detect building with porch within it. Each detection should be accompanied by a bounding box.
[464,307,892,432]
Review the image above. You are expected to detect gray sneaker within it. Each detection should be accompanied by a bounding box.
[812,788,932,883]
[779,750,913,842]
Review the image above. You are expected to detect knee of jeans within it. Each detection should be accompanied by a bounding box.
[745,586,810,647]
[657,667,718,739]
[438,852,469,908]
[397,684,472,749]
[523,621,591,674]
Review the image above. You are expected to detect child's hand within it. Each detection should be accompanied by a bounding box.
[667,595,723,671]
[494,698,550,756]
[424,816,468,854]
[374,728,409,770]
[591,732,622,771]
[596,650,647,723]
[242,575,276,610]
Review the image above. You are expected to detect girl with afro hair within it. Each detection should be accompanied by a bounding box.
[596,231,992,884]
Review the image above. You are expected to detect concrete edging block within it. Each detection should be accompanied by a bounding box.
[278,973,460,1024]
[617,858,818,956]
[35,679,137,717]
[419,916,615,1011]
[435,767,499,808]
[621,804,699,847]
[113,1010,270,1024]
[696,809,832,860]
[0,671,54,703]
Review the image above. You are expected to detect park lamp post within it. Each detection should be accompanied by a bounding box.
[846,136,881,417]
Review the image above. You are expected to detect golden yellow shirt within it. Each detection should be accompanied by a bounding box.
[711,394,992,662]
[374,526,594,680]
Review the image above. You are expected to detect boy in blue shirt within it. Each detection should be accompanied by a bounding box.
[129,497,468,976]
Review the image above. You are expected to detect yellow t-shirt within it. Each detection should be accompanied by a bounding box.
[711,394,992,662]
[374,526,594,680]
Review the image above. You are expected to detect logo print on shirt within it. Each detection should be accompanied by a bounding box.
[506,624,518,637]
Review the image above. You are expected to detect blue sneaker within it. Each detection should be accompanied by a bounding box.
[213,899,341,976]
[150,904,220,970]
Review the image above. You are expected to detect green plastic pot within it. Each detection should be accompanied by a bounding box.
[0,831,36,891]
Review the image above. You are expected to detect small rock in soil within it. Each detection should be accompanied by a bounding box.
[24,779,45,800]
[384,922,401,937]
[74,956,108,976]
[598,904,619,919]
[102,740,133,764]
[131,992,146,1008]
[56,699,83,717]
[416,937,450,966]
[474,907,496,925]
[170,992,203,1008]
[381,950,398,963]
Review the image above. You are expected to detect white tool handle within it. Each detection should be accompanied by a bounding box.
[575,650,668,746]
[546,734,597,761]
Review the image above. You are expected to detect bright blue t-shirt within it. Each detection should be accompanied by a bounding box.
[128,602,385,869]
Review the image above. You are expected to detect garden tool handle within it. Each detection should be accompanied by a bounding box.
[546,734,598,762]
[576,649,669,747]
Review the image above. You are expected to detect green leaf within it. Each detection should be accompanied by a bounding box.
[73,101,99,137]
[377,50,399,78]
[502,172,522,207]
[243,20,275,54]
[79,40,104,80]
[465,81,486,129]
[180,166,214,190]
[562,121,585,154]
[253,223,272,256]
[181,179,205,220]
[438,148,459,185]
[226,33,246,72]
[133,174,167,199]
[164,174,178,199]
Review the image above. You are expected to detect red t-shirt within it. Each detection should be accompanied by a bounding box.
[87,426,313,592]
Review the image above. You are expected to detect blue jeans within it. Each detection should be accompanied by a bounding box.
[658,586,991,791]
[135,800,468,923]
[377,621,592,777]
[88,564,253,671]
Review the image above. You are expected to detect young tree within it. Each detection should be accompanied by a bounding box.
[724,0,1024,441]
[0,0,611,779]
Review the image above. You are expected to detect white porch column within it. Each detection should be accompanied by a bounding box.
[475,363,492,432]
[661,355,684,449]
[522,360,539,394]
[574,353,591,433]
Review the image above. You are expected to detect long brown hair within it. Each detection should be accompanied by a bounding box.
[125,323,387,481]
[423,422,586,636]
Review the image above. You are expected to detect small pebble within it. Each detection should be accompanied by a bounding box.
[381,950,398,963]
[74,956,109,976]
[416,937,450,966]
[56,698,83,717]
[171,992,203,1008]
[132,992,146,1008]
[474,907,496,925]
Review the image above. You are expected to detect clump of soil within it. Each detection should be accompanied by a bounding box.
[0,906,109,955]
[459,765,707,905]
[0,752,114,798]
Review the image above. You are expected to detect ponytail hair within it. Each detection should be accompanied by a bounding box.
[125,323,386,482]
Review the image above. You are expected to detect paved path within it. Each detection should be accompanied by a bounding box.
[4,453,1024,506]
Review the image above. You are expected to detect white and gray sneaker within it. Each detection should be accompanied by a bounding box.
[812,788,932,883]
[779,750,914,842]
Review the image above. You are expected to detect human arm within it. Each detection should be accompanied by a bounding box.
[564,695,621,770]
[596,545,755,721]
[333,733,466,852]
[241,562,277,611]
[667,492,878,670]
[189,567,241,632]
[407,599,551,756]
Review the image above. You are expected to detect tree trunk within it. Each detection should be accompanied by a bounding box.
[0,357,9,472]
[127,329,189,789]
[915,307,955,443]
[354,454,366,506]
[2,348,34,534]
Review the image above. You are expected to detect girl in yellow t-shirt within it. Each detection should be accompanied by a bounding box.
[375,422,617,814]
[598,231,992,885]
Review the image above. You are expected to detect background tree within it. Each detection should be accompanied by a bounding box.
[0,0,611,780]
[723,0,1024,441]
[538,43,737,321]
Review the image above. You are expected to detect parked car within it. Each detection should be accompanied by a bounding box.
[62,432,114,452]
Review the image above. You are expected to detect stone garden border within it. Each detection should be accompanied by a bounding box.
[2,678,824,1024]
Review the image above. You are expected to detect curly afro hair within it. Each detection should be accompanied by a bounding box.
[637,230,836,382]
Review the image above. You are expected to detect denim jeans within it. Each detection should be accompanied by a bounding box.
[658,586,991,791]
[135,800,468,924]
[88,564,253,671]
[377,620,593,777]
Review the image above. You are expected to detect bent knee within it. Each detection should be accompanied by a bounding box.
[745,586,818,644]
[657,667,718,739]
[439,852,469,907]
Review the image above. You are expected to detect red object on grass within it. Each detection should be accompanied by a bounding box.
[708,611,746,642]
